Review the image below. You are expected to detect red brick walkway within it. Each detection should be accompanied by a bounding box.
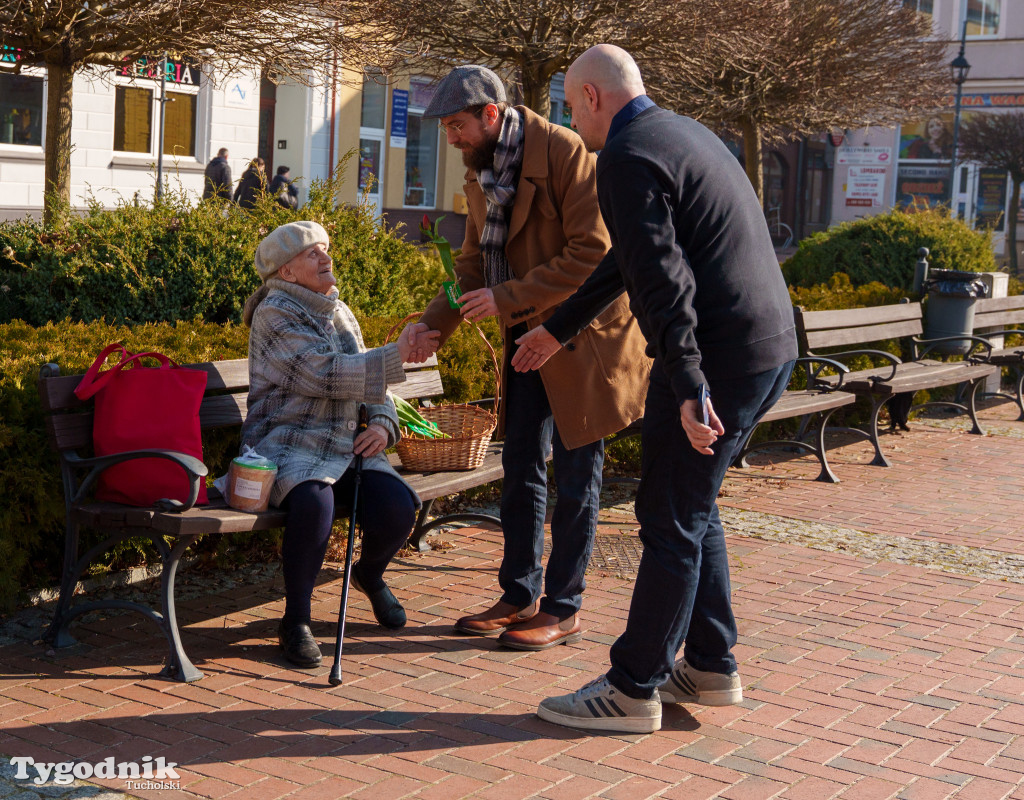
[1,405,1023,799]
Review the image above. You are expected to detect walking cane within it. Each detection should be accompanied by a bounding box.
[328,404,368,687]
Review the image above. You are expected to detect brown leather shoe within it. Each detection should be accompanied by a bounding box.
[498,612,583,651]
[454,599,540,637]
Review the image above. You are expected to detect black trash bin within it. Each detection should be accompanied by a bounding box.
[923,269,990,355]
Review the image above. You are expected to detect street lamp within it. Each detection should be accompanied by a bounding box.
[948,20,971,211]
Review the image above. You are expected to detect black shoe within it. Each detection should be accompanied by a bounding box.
[351,567,407,629]
[278,619,323,667]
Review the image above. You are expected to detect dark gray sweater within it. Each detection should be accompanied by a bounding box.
[545,106,797,404]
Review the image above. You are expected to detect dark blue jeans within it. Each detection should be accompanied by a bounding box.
[281,470,416,623]
[499,361,604,619]
[607,358,794,699]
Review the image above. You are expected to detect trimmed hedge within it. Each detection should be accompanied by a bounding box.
[783,208,995,290]
[0,174,446,326]
[0,316,499,613]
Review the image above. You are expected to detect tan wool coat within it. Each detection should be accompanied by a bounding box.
[420,106,651,450]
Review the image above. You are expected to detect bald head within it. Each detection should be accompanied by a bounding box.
[563,44,646,151]
[566,44,645,100]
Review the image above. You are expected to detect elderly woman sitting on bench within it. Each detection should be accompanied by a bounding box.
[241,221,440,668]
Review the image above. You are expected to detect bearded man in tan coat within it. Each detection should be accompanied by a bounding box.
[416,65,650,650]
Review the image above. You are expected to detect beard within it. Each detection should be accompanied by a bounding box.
[461,135,500,173]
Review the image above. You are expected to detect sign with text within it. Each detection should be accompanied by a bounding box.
[845,166,887,207]
[975,168,1008,232]
[118,56,200,86]
[895,165,950,212]
[836,147,892,166]
[390,89,408,149]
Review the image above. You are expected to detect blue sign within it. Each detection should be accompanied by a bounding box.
[390,89,409,146]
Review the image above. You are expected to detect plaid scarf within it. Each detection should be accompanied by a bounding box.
[477,107,524,288]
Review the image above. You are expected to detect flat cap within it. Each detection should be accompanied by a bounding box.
[423,66,508,119]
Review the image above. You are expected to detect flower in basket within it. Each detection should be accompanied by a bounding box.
[420,214,463,309]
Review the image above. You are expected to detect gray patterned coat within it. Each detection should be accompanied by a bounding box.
[242,279,416,508]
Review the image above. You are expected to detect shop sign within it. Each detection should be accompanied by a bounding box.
[975,168,1008,232]
[958,94,1024,108]
[836,146,892,166]
[390,89,408,149]
[117,56,200,86]
[895,165,950,211]
[1,45,23,63]
[845,166,887,207]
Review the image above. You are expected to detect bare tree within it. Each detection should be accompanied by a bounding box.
[379,0,948,206]
[0,0,411,223]
[644,0,949,204]
[369,0,709,120]
[958,112,1024,274]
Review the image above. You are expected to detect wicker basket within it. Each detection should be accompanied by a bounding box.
[386,313,499,471]
[396,403,496,471]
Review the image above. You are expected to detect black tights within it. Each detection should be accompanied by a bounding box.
[280,470,416,622]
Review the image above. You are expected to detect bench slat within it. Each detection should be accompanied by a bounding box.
[756,390,855,423]
[802,320,922,350]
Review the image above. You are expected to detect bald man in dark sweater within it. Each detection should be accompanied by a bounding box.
[513,44,797,733]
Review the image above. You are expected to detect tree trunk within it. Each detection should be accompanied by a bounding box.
[519,61,552,120]
[520,79,551,120]
[1009,177,1021,276]
[43,61,75,226]
[740,117,764,207]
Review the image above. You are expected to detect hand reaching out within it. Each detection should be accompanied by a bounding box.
[398,322,441,363]
[511,325,562,372]
[458,288,498,322]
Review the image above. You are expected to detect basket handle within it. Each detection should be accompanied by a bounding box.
[385,312,501,401]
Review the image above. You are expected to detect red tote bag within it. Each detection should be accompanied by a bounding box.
[74,343,209,507]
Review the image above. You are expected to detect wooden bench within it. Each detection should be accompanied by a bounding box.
[37,355,504,683]
[731,356,857,483]
[794,301,998,468]
[969,294,1024,420]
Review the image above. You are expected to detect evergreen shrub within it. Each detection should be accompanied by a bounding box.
[783,208,996,290]
[0,170,445,326]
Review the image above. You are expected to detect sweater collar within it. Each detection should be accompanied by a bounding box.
[606,95,656,145]
[267,278,339,315]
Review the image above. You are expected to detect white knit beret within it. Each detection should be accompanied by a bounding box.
[254,220,329,281]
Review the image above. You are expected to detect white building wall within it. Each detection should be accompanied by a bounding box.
[0,64,262,220]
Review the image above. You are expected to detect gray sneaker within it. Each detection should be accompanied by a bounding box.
[537,676,662,733]
[657,657,743,706]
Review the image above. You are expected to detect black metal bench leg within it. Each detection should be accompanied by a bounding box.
[867,396,892,467]
[407,500,435,552]
[406,498,503,553]
[731,427,758,470]
[966,378,986,436]
[813,408,841,483]
[1014,367,1024,421]
[158,535,203,683]
[43,518,83,648]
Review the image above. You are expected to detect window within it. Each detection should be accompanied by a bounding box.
[361,69,386,129]
[965,0,999,35]
[902,0,933,16]
[404,111,439,207]
[0,72,44,146]
[113,56,200,157]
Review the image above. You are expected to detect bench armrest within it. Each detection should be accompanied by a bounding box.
[795,356,850,391]
[912,335,994,361]
[808,348,901,382]
[64,450,209,512]
[970,329,1024,349]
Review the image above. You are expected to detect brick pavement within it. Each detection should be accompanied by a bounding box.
[1,402,1023,799]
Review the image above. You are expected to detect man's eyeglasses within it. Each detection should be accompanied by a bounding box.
[438,119,469,135]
